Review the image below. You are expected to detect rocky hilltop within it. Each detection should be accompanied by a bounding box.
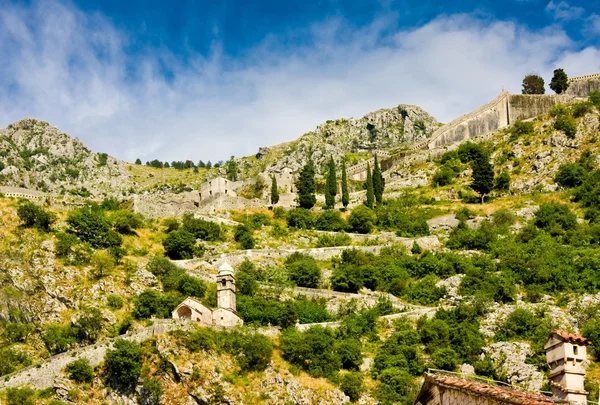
[0,119,132,197]
[249,104,440,175]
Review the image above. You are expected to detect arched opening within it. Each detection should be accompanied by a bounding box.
[176,305,192,319]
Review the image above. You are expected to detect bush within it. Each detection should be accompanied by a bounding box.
[140,378,162,405]
[316,232,352,247]
[42,324,77,354]
[245,213,271,230]
[431,166,456,186]
[236,260,260,296]
[66,358,94,383]
[236,333,273,372]
[340,372,364,402]
[109,210,144,234]
[0,347,31,376]
[555,163,587,188]
[572,101,593,118]
[280,326,342,378]
[457,142,487,163]
[16,201,55,231]
[67,207,122,249]
[104,339,143,390]
[534,203,578,235]
[133,289,183,319]
[590,90,600,108]
[511,120,534,137]
[315,210,347,231]
[163,229,198,259]
[162,217,180,233]
[554,115,577,139]
[431,347,458,371]
[2,322,34,343]
[287,208,315,229]
[286,253,321,288]
[90,252,115,279]
[234,225,255,249]
[377,367,419,405]
[348,205,377,234]
[74,307,105,344]
[494,171,511,192]
[6,387,35,405]
[182,213,221,241]
[335,338,363,370]
[107,294,124,310]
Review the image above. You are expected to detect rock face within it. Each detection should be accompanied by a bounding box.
[253,105,440,175]
[0,118,132,196]
[483,342,544,391]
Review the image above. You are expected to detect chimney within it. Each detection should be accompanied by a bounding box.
[544,330,591,404]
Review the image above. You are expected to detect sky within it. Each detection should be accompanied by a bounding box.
[0,0,600,163]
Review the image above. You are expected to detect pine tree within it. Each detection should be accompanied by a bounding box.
[550,68,569,94]
[471,154,495,204]
[271,175,279,205]
[325,158,337,208]
[365,164,374,209]
[372,155,385,205]
[296,160,316,209]
[341,159,349,210]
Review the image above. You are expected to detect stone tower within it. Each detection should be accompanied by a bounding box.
[217,262,236,312]
[544,330,591,404]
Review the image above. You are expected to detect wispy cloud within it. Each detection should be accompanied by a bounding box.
[0,1,598,163]
[545,1,584,21]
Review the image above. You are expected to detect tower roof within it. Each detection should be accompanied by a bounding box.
[550,330,590,345]
[218,262,234,276]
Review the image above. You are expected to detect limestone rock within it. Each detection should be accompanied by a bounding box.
[483,342,544,391]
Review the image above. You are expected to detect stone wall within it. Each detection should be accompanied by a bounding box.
[426,90,510,150]
[508,94,575,122]
[566,73,600,97]
[0,320,193,390]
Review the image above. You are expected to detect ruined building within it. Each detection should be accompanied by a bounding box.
[414,330,591,405]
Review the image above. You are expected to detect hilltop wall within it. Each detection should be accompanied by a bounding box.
[508,94,574,122]
[426,90,511,149]
[566,73,600,97]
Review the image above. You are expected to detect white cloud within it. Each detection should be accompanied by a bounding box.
[588,14,600,34]
[0,1,598,163]
[545,1,584,21]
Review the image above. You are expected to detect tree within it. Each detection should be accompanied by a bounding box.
[286,253,321,288]
[226,156,238,181]
[67,207,122,249]
[550,68,569,94]
[91,252,116,279]
[341,372,364,402]
[373,155,385,205]
[365,164,374,209]
[104,339,143,390]
[17,201,55,232]
[470,154,494,204]
[521,73,545,94]
[325,157,337,208]
[270,175,279,205]
[349,205,377,234]
[494,171,511,192]
[163,229,198,259]
[135,158,142,165]
[341,159,349,209]
[296,160,316,209]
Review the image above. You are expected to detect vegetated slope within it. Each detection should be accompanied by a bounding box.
[242,104,441,177]
[0,119,133,197]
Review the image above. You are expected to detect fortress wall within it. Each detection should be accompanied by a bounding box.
[566,78,600,97]
[508,94,575,122]
[427,90,510,149]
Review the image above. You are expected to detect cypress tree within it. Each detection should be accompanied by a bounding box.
[296,160,316,209]
[372,155,385,205]
[341,159,349,210]
[325,158,337,208]
[365,164,374,209]
[271,175,279,205]
[471,153,494,204]
[550,68,569,94]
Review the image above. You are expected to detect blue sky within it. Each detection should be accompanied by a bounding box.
[1,0,599,162]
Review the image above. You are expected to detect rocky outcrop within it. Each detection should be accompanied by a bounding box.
[483,342,544,391]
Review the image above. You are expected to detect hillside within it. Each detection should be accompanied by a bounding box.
[2,93,600,404]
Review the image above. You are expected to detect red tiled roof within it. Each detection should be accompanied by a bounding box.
[552,330,591,345]
[424,372,554,405]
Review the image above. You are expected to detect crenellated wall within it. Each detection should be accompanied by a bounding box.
[566,73,600,97]
[508,94,574,122]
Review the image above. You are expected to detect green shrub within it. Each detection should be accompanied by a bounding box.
[182,213,221,241]
[74,307,105,344]
[348,205,377,234]
[133,289,183,319]
[104,339,143,390]
[335,338,363,370]
[273,207,286,219]
[107,294,124,310]
[316,232,352,247]
[245,213,271,230]
[90,252,115,279]
[511,120,534,137]
[280,326,342,378]
[140,378,162,405]
[533,203,578,235]
[163,229,198,259]
[66,206,122,249]
[66,358,94,383]
[286,253,321,288]
[16,201,55,231]
[2,322,34,343]
[234,225,256,249]
[6,387,35,405]
[376,367,419,405]
[315,210,347,231]
[340,372,364,402]
[494,171,511,192]
[555,163,587,188]
[572,101,593,118]
[431,166,456,186]
[431,347,459,371]
[495,308,553,354]
[236,260,260,296]
[42,324,77,354]
[286,208,315,229]
[457,142,487,163]
[590,91,600,108]
[554,115,577,138]
[550,104,568,118]
[0,347,31,376]
[236,333,273,372]
[109,210,144,234]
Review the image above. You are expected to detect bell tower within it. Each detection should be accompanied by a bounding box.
[216,262,236,312]
[544,330,591,404]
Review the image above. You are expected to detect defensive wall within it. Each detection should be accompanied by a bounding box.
[566,73,600,97]
[0,319,193,390]
[346,150,391,181]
